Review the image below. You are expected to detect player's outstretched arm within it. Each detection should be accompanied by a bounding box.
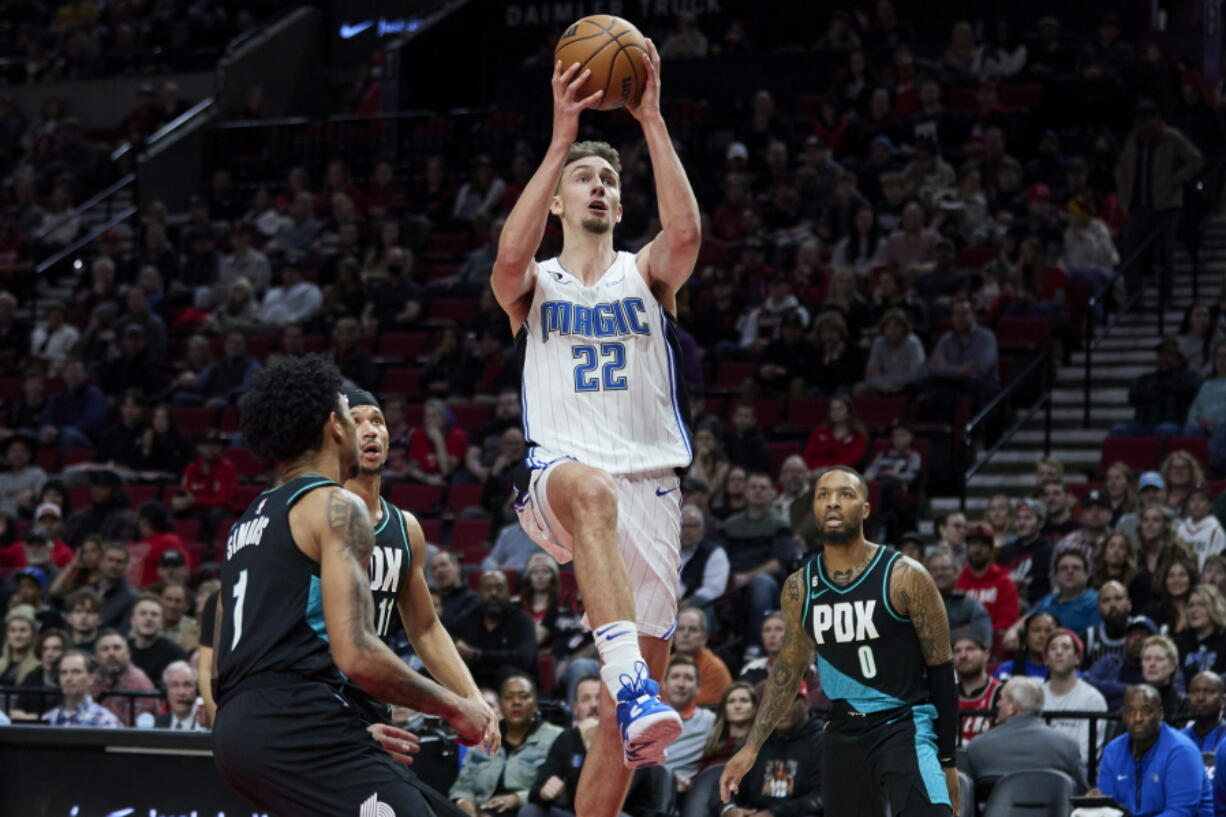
[719,569,814,803]
[313,488,493,744]
[396,511,500,753]
[891,555,960,816]
[493,61,603,328]
[628,39,701,304]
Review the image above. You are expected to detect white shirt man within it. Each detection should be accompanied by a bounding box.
[139,660,205,731]
[1042,629,1107,766]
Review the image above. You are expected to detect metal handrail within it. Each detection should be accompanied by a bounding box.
[111,96,215,163]
[960,351,1053,508]
[34,206,137,277]
[31,173,135,244]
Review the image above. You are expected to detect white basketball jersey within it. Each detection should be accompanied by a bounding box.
[519,251,693,475]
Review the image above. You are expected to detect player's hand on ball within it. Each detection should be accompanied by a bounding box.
[626,37,661,121]
[452,694,498,747]
[551,61,603,143]
[366,723,420,766]
[719,746,757,803]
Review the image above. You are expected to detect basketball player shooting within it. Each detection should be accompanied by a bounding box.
[719,466,961,817]
[491,38,701,817]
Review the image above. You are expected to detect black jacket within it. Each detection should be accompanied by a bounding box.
[449,604,537,690]
[728,713,824,817]
[529,725,670,817]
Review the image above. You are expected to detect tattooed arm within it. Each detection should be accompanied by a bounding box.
[888,555,952,666]
[719,568,815,802]
[303,488,493,744]
[889,554,961,813]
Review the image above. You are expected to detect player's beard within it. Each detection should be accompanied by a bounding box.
[816,518,862,547]
[581,216,610,234]
[358,463,383,478]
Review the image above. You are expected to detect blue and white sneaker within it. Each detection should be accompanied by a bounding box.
[615,661,682,769]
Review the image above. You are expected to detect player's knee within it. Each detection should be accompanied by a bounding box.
[570,470,618,516]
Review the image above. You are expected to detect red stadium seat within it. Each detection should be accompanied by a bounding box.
[1098,437,1163,477]
[714,361,755,391]
[429,299,479,325]
[452,518,492,550]
[957,246,1000,269]
[387,484,444,514]
[127,484,162,505]
[1000,83,1041,109]
[1067,482,1103,503]
[303,334,328,354]
[381,368,421,395]
[61,449,95,467]
[768,441,803,479]
[233,485,264,509]
[536,653,556,694]
[219,406,241,434]
[69,485,92,510]
[0,378,23,402]
[37,450,59,472]
[174,519,200,543]
[853,397,907,431]
[419,518,442,543]
[446,484,485,515]
[425,232,473,258]
[994,317,1053,350]
[1167,437,1210,471]
[224,448,269,481]
[451,403,492,432]
[174,407,216,436]
[245,335,276,362]
[377,333,429,362]
[785,398,828,430]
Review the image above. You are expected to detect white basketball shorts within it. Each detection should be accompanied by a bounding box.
[514,452,682,639]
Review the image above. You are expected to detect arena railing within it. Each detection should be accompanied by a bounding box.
[959,350,1054,510]
[1081,156,1226,426]
[0,685,164,726]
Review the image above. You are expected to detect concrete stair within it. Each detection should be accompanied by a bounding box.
[929,214,1226,517]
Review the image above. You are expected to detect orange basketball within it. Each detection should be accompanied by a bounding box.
[554,15,648,111]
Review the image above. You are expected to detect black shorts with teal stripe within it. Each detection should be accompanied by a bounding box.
[823,702,952,817]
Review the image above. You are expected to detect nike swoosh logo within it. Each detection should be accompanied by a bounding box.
[655,487,677,496]
[594,624,616,638]
[339,20,374,38]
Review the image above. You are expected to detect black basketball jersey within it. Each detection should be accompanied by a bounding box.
[800,545,930,713]
[370,495,412,642]
[216,475,344,698]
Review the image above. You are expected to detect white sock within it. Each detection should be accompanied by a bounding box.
[593,620,644,699]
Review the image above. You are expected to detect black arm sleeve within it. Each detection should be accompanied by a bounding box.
[927,660,958,767]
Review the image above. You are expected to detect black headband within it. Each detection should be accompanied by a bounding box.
[344,388,381,411]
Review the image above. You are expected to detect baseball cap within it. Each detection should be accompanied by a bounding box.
[1016,497,1047,520]
[159,549,186,567]
[965,522,995,543]
[726,142,749,161]
[14,566,47,589]
[35,502,61,520]
[1081,489,1110,509]
[1125,615,1159,635]
[951,627,987,649]
[1138,471,1166,491]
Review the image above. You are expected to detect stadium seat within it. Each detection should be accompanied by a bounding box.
[753,398,783,428]
[225,448,269,481]
[559,570,577,604]
[981,769,1074,817]
[536,652,556,695]
[377,332,429,362]
[452,518,492,550]
[785,397,829,429]
[714,361,755,392]
[768,441,802,478]
[853,396,907,431]
[381,368,421,395]
[37,450,59,472]
[1098,436,1163,477]
[424,232,472,259]
[128,484,162,505]
[1067,482,1102,503]
[956,246,1000,269]
[451,403,492,431]
[174,407,217,437]
[0,378,22,403]
[387,484,444,514]
[219,406,241,434]
[994,317,1053,350]
[174,519,200,543]
[1167,437,1210,470]
[999,82,1041,109]
[419,518,442,543]
[445,484,485,515]
[69,485,92,510]
[429,299,479,324]
[61,449,95,467]
[233,485,264,509]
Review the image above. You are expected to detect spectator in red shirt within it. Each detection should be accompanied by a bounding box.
[405,398,467,486]
[956,521,1021,655]
[0,525,73,573]
[955,628,1004,743]
[171,429,237,549]
[802,394,868,472]
[127,502,189,587]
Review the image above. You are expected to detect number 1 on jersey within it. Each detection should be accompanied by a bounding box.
[231,568,248,649]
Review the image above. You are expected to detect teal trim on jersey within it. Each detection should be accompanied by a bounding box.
[374,496,391,535]
[817,544,886,595]
[881,550,909,622]
[286,479,335,509]
[815,652,906,713]
[911,704,951,806]
[800,559,814,633]
[306,575,327,642]
[393,507,411,567]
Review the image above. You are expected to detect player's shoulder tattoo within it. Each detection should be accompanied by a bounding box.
[325,488,375,562]
[891,555,951,664]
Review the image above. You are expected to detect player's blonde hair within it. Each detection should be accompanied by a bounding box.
[566,140,622,175]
